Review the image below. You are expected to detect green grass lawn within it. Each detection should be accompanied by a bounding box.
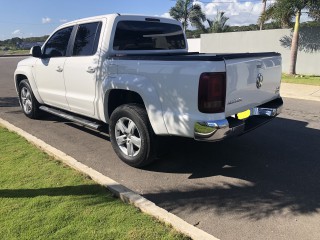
[0,127,189,240]
[282,74,320,86]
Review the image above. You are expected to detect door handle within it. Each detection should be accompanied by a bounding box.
[56,66,63,72]
[86,67,96,73]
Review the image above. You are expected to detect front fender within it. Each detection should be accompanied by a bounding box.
[14,66,44,104]
[102,74,168,135]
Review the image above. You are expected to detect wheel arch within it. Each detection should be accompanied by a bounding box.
[15,74,27,90]
[102,77,168,135]
[14,68,44,104]
[106,89,144,117]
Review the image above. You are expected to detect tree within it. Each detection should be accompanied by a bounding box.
[169,0,206,32]
[261,0,320,75]
[309,4,320,20]
[207,11,230,33]
[259,0,267,30]
[260,0,294,29]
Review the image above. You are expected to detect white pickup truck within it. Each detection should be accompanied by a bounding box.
[14,14,283,167]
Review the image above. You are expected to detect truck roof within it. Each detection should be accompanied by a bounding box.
[59,13,180,28]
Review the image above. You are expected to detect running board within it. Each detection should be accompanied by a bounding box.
[39,106,102,130]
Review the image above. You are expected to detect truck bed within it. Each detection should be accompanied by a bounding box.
[110,52,281,61]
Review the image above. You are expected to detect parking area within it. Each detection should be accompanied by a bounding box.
[1,57,320,240]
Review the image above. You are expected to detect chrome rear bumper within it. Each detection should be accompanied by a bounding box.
[194,97,283,141]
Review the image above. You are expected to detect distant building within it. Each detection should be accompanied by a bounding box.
[18,42,44,50]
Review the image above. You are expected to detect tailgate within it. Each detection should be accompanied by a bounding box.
[224,54,281,117]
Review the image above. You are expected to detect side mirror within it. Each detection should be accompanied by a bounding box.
[30,46,42,58]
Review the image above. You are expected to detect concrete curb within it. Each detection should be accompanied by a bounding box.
[0,117,219,240]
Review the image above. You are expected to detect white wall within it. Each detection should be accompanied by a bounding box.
[187,38,201,53]
[189,28,320,75]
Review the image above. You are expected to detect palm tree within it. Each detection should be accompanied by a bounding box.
[169,0,206,32]
[309,4,320,20]
[207,11,230,33]
[260,0,294,29]
[259,0,267,30]
[261,0,320,74]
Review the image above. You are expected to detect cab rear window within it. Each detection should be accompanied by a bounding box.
[113,20,186,51]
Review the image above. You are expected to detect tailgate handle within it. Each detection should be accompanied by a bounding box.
[256,61,263,68]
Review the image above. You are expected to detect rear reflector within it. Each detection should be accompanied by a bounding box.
[198,72,226,113]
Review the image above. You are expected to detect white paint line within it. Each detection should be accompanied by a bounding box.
[0,117,219,240]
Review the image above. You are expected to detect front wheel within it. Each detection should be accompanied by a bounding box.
[18,79,41,119]
[109,104,155,168]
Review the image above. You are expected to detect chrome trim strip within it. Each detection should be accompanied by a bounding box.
[251,105,282,117]
[194,119,229,139]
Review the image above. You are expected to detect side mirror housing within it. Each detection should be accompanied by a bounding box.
[30,46,42,58]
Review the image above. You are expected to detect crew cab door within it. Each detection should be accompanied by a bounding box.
[63,21,102,116]
[33,26,74,110]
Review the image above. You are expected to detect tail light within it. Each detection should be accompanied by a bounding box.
[198,72,226,113]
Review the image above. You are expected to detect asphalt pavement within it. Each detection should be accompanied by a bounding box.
[1,57,320,240]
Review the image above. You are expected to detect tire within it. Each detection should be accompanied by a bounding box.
[18,79,41,119]
[109,104,156,168]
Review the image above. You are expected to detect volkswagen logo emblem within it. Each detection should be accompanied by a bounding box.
[256,73,263,89]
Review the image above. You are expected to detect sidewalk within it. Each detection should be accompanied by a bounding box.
[281,83,320,102]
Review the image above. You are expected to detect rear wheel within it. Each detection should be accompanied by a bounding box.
[109,104,155,168]
[18,80,41,119]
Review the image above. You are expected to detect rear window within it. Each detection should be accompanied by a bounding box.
[113,20,186,51]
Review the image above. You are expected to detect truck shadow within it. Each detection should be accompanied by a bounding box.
[144,117,320,220]
[38,113,110,141]
[0,97,20,107]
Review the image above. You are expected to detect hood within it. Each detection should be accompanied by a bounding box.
[17,57,37,67]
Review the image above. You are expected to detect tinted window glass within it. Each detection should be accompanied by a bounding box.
[72,22,102,56]
[113,21,186,50]
[44,26,73,58]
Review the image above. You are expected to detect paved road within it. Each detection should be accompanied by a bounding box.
[1,57,320,240]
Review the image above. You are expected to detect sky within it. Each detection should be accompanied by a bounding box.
[0,0,311,40]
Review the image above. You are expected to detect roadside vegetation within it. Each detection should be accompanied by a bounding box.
[282,74,320,86]
[0,36,47,56]
[259,0,320,74]
[0,49,29,55]
[0,127,188,240]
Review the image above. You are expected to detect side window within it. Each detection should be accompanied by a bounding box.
[43,26,73,58]
[72,22,102,56]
